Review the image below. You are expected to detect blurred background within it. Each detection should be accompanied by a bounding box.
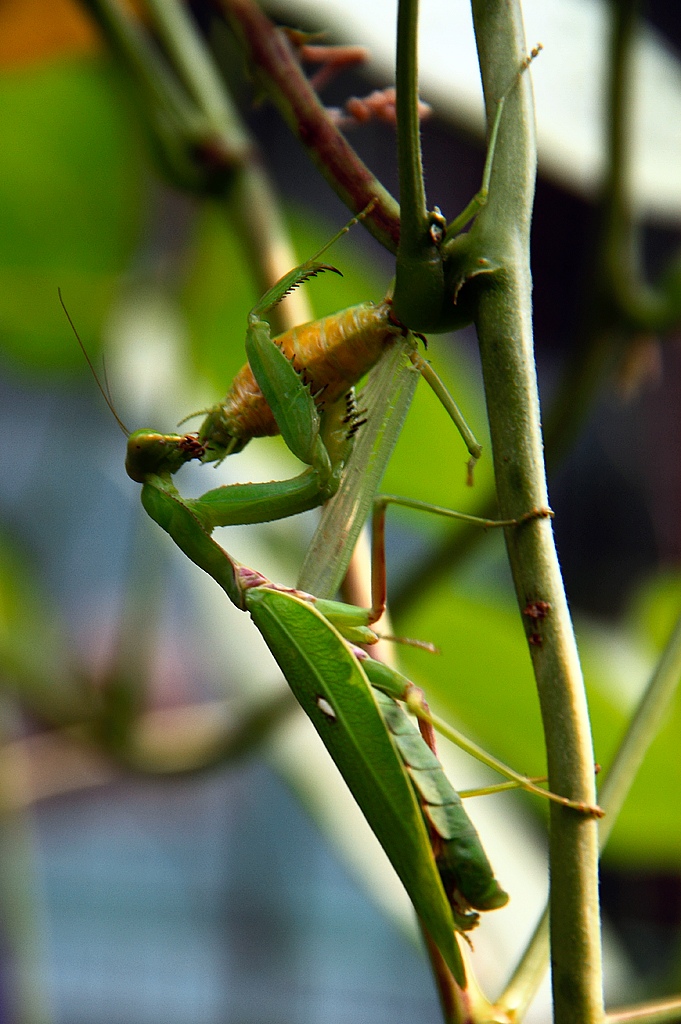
[0,0,680,1021]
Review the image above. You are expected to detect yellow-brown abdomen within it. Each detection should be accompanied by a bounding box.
[201,298,402,452]
[279,299,400,406]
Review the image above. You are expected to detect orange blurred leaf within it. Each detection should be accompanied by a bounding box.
[0,0,101,66]
[0,0,146,68]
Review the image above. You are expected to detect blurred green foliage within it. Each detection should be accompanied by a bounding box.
[0,57,147,369]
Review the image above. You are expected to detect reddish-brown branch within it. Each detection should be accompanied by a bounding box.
[215,0,400,252]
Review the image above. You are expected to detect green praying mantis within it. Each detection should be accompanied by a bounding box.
[77,50,602,989]
[117,230,600,991]
[120,227,504,988]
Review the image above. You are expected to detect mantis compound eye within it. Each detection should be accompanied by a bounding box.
[125,430,168,483]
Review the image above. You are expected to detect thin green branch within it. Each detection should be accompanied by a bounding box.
[81,0,316,335]
[468,3,603,1022]
[81,0,202,132]
[606,996,681,1024]
[599,0,681,333]
[0,714,51,1024]
[499,911,550,1022]
[224,163,318,333]
[113,691,297,775]
[81,0,252,191]
[395,0,428,239]
[144,0,251,149]
[597,610,681,843]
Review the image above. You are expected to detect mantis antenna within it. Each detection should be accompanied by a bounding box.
[59,288,130,437]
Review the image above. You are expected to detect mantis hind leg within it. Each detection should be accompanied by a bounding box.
[357,499,603,816]
[361,649,603,817]
[368,493,554,626]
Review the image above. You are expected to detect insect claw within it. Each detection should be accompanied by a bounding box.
[279,263,344,303]
[386,308,410,337]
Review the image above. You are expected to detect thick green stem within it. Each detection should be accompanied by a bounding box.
[500,608,681,1018]
[469,4,603,1022]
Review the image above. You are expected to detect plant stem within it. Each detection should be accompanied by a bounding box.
[606,996,681,1023]
[145,0,246,140]
[469,3,604,1022]
[225,163,316,332]
[599,0,681,332]
[500,607,681,1018]
[597,610,681,845]
[0,714,51,1024]
[395,0,428,238]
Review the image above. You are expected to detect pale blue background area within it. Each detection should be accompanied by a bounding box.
[36,764,440,1024]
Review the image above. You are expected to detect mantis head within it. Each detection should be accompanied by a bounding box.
[126,429,205,483]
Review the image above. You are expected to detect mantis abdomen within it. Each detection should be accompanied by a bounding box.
[199,298,402,452]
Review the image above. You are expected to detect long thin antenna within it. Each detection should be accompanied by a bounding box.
[58,289,129,437]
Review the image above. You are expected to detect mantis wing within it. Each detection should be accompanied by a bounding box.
[297,335,420,599]
[245,585,466,987]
